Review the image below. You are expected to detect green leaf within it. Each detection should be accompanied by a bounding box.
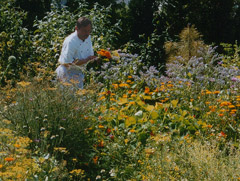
[171,99,178,108]
[125,116,136,127]
[150,111,158,119]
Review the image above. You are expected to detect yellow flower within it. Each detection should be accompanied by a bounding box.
[131,94,137,98]
[98,96,106,101]
[206,91,212,94]
[0,164,3,168]
[112,84,118,89]
[145,148,155,155]
[119,83,130,88]
[70,169,85,175]
[2,119,11,124]
[98,125,104,129]
[129,129,135,133]
[17,81,31,87]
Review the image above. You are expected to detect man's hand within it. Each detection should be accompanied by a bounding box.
[73,56,98,66]
[62,63,73,68]
[86,56,98,63]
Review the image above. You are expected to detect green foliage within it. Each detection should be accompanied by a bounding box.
[220,41,240,69]
[15,0,51,30]
[0,0,32,86]
[128,0,157,42]
[165,25,208,64]
[124,31,167,70]
[31,3,86,73]
[89,3,122,50]
[66,0,117,11]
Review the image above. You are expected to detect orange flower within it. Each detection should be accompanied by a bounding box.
[228,105,235,109]
[112,84,118,89]
[98,140,104,148]
[0,164,3,168]
[93,156,99,164]
[5,157,14,162]
[97,49,111,59]
[144,87,150,94]
[123,94,128,98]
[106,128,111,134]
[14,144,21,148]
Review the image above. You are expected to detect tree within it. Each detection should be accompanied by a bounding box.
[154,0,237,45]
[128,0,158,42]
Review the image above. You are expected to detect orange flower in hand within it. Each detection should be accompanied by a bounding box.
[97,49,112,59]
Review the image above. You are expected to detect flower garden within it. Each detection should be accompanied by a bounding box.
[1,45,240,180]
[1,0,240,180]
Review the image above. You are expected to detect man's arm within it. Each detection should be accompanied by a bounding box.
[73,56,97,66]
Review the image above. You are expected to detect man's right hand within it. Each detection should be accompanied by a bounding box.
[86,56,98,63]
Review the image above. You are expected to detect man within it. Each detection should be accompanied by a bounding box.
[56,17,97,88]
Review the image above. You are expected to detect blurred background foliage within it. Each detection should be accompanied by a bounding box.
[1,0,240,85]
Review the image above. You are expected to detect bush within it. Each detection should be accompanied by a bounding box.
[0,0,32,86]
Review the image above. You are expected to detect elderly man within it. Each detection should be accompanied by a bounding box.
[56,17,97,88]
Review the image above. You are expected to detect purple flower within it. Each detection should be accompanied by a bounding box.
[231,77,238,82]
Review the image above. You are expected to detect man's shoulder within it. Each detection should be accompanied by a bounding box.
[64,31,79,45]
[86,35,92,42]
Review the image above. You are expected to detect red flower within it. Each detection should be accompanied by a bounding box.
[219,131,227,137]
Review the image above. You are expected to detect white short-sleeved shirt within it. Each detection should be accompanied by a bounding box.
[58,30,94,70]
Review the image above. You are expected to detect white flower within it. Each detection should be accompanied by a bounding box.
[96,175,101,180]
[109,169,116,177]
[135,110,143,117]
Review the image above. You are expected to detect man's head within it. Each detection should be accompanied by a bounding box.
[75,17,92,41]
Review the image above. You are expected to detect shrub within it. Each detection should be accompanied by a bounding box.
[0,0,32,86]
[165,25,208,64]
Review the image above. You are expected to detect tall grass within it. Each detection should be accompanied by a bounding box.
[141,137,240,180]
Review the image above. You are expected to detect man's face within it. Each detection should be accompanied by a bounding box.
[76,24,92,41]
